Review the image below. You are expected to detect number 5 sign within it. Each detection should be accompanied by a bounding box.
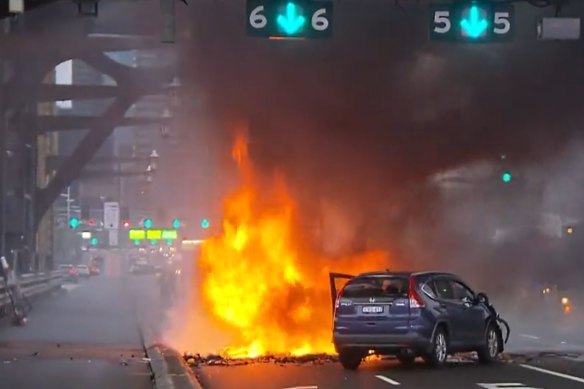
[429,3,514,42]
[246,0,333,38]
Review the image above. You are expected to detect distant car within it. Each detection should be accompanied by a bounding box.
[129,260,156,275]
[90,266,101,276]
[76,265,91,278]
[58,264,79,283]
[331,271,508,370]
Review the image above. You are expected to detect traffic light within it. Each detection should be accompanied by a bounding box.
[122,220,130,228]
[69,217,80,229]
[90,237,98,246]
[201,219,210,229]
[172,218,181,229]
[501,171,512,183]
[143,218,153,229]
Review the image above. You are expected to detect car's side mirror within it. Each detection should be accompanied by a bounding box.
[476,292,489,305]
[462,296,473,308]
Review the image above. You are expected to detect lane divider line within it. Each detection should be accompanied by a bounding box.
[281,386,318,389]
[375,375,401,386]
[520,364,584,384]
[519,334,541,340]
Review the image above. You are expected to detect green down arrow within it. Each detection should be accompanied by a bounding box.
[277,2,306,35]
[460,6,488,38]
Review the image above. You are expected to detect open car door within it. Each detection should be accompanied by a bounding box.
[329,272,354,314]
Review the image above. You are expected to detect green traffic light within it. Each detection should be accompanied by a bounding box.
[144,218,153,229]
[69,217,79,229]
[501,171,512,183]
[460,5,488,38]
[90,238,98,246]
[172,219,181,229]
[277,2,306,35]
[133,239,140,246]
[201,219,210,229]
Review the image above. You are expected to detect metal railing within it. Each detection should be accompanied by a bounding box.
[0,271,64,308]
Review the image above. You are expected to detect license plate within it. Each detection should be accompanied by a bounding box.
[362,306,383,313]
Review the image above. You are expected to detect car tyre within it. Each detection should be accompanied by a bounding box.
[478,323,500,364]
[338,350,363,370]
[423,326,448,367]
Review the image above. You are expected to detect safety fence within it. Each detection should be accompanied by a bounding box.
[0,271,64,308]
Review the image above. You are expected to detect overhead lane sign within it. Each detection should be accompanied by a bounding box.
[430,3,514,42]
[247,0,333,39]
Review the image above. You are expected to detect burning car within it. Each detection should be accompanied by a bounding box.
[330,271,510,369]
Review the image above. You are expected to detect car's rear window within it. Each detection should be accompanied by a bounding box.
[341,276,409,298]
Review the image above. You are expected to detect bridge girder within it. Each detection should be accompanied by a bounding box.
[13,32,175,231]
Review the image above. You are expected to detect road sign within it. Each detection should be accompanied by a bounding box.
[9,0,24,13]
[247,0,333,39]
[103,202,120,230]
[108,229,118,247]
[429,3,514,42]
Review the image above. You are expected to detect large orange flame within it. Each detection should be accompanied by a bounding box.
[192,133,389,358]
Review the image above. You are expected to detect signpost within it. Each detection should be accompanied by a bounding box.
[429,3,514,43]
[247,0,333,38]
[103,202,120,230]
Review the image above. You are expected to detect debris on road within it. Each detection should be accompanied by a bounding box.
[183,353,339,367]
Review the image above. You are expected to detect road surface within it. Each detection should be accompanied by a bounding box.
[0,272,164,389]
[194,324,584,389]
[196,355,584,389]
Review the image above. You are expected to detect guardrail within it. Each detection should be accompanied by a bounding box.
[0,271,65,308]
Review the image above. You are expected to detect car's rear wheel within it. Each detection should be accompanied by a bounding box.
[423,327,448,367]
[338,350,363,370]
[478,324,500,364]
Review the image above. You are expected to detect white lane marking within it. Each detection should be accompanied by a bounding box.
[61,284,80,292]
[478,384,539,388]
[519,334,541,340]
[376,375,400,386]
[520,363,584,384]
[281,387,317,389]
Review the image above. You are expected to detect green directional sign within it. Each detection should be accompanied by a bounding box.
[247,0,333,39]
[277,2,306,35]
[429,3,514,42]
[460,5,488,38]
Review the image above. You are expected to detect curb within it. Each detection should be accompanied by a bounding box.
[146,344,205,389]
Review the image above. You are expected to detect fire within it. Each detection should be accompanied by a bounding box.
[195,133,389,358]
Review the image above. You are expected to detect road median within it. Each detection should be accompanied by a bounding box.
[147,344,205,389]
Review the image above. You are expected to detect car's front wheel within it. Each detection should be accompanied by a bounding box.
[338,350,363,370]
[478,324,500,363]
[423,327,448,367]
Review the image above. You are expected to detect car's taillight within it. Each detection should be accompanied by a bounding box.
[408,276,425,308]
[333,288,346,317]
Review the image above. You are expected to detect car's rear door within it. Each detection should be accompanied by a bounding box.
[334,275,411,335]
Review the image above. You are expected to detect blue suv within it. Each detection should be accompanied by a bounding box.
[331,271,508,369]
